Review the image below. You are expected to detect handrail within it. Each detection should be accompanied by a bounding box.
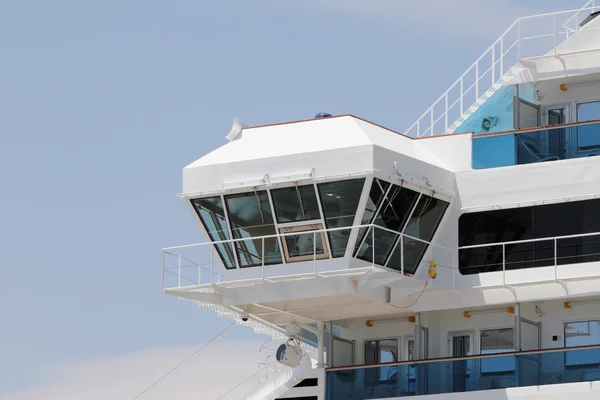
[471,118,600,140]
[405,2,598,138]
[459,230,600,250]
[326,343,600,372]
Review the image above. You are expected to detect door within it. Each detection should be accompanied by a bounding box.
[519,318,541,386]
[542,106,568,159]
[516,100,542,163]
[450,332,473,392]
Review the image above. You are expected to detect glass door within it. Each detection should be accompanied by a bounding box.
[519,318,541,386]
[542,105,568,160]
[574,101,600,158]
[450,332,473,392]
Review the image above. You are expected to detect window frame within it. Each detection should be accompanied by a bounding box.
[278,223,329,263]
[563,319,600,368]
[479,326,516,375]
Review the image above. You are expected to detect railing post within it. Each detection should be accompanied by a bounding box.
[475,62,479,99]
[502,243,506,286]
[517,20,521,60]
[417,120,420,137]
[400,235,404,275]
[492,46,496,83]
[211,246,214,284]
[198,262,201,285]
[178,255,182,288]
[262,237,265,280]
[430,108,434,136]
[161,251,165,291]
[313,231,317,275]
[372,227,376,266]
[554,238,558,281]
[553,14,557,56]
[500,37,504,75]
[444,93,449,131]
[460,78,464,114]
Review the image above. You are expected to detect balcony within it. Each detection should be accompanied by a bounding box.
[326,345,600,399]
[472,120,600,170]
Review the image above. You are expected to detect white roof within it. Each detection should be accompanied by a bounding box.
[182,115,470,195]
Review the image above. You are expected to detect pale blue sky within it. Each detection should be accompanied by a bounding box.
[0,0,587,397]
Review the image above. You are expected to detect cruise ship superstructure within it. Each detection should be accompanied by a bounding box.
[162,2,600,399]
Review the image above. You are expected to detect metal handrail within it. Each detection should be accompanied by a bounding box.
[326,343,600,372]
[405,2,598,138]
[471,118,600,140]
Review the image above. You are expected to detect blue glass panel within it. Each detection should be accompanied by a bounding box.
[326,346,600,399]
[472,122,600,170]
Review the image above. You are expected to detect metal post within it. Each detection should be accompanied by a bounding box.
[400,235,404,275]
[514,303,521,351]
[198,262,201,285]
[327,321,334,367]
[444,93,448,131]
[161,251,165,291]
[492,46,496,83]
[475,62,479,99]
[502,243,506,287]
[317,321,325,368]
[178,255,181,288]
[313,231,317,275]
[414,313,421,359]
[517,20,521,60]
[430,109,434,136]
[262,237,265,280]
[500,37,504,75]
[553,14,557,56]
[372,227,376,266]
[554,238,558,281]
[211,246,214,284]
[460,79,464,114]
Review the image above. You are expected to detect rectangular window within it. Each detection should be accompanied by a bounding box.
[318,179,365,258]
[225,191,282,267]
[355,185,419,265]
[576,101,600,150]
[190,197,236,269]
[480,328,515,374]
[387,195,449,274]
[459,198,600,275]
[353,179,390,256]
[279,224,328,263]
[565,321,600,367]
[271,185,321,223]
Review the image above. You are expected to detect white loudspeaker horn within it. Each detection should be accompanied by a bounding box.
[226,117,244,142]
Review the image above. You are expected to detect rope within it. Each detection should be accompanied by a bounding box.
[214,369,261,400]
[132,322,237,400]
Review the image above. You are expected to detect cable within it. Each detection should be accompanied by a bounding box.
[215,369,261,400]
[389,281,428,309]
[132,322,237,400]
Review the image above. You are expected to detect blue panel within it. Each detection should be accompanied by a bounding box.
[454,86,515,135]
[472,134,516,169]
[326,346,600,399]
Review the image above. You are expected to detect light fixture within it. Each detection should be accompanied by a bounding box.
[564,299,600,308]
[366,316,416,327]
[463,306,514,318]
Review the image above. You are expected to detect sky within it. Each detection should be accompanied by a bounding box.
[0,0,589,398]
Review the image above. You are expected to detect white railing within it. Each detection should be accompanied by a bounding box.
[458,230,600,285]
[405,1,600,138]
[161,223,454,291]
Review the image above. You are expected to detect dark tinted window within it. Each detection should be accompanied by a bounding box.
[225,191,282,267]
[354,179,390,255]
[318,179,365,258]
[271,185,320,223]
[388,195,449,274]
[459,199,600,274]
[356,185,419,265]
[191,197,236,269]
